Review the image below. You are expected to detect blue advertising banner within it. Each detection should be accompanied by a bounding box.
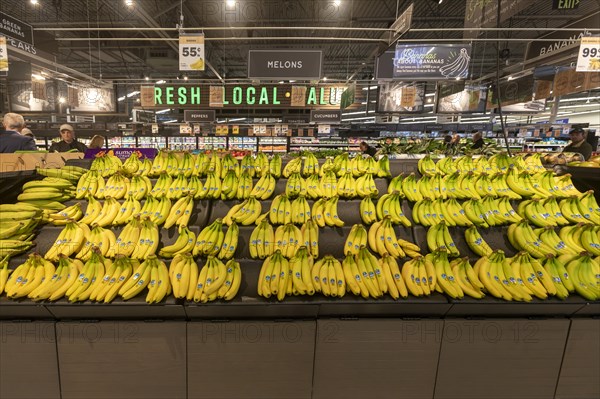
[393,44,472,80]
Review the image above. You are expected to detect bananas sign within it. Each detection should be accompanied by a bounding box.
[393,44,472,80]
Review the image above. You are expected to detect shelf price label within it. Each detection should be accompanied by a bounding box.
[576,35,600,72]
[179,34,205,71]
[0,36,8,72]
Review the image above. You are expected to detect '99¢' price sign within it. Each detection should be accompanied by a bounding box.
[179,34,205,71]
[576,36,600,72]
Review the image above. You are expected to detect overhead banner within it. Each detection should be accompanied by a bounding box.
[576,35,600,72]
[0,12,34,45]
[340,83,356,110]
[179,34,205,71]
[553,67,600,96]
[463,0,535,38]
[184,110,216,122]
[387,3,413,45]
[393,44,472,80]
[248,50,322,80]
[0,36,7,73]
[377,82,425,113]
[310,110,341,123]
[436,82,488,114]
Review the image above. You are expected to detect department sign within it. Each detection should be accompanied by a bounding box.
[248,50,322,80]
[184,110,216,122]
[310,110,341,123]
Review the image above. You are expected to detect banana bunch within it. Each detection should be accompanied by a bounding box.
[24,177,76,202]
[149,150,169,177]
[114,217,143,257]
[359,197,377,225]
[240,154,255,178]
[319,171,338,198]
[223,196,262,225]
[126,175,152,200]
[306,174,322,199]
[505,168,549,198]
[468,196,521,226]
[232,170,253,200]
[45,221,88,261]
[2,254,55,299]
[250,173,277,200]
[130,218,160,260]
[556,197,587,224]
[417,155,437,177]
[344,224,368,256]
[377,155,391,178]
[18,179,75,204]
[192,257,240,302]
[101,173,130,200]
[288,196,311,225]
[165,151,182,177]
[300,218,319,258]
[199,172,222,200]
[521,153,545,172]
[122,152,143,176]
[312,196,344,227]
[562,253,599,300]
[0,215,39,242]
[164,195,194,229]
[64,251,110,302]
[401,174,424,202]
[507,220,576,259]
[269,194,292,225]
[427,250,464,299]
[453,156,476,173]
[537,171,564,197]
[320,157,336,176]
[355,173,379,198]
[349,247,388,298]
[194,219,224,257]
[426,221,459,257]
[217,222,239,260]
[166,175,191,200]
[275,223,303,258]
[282,157,302,178]
[286,172,307,198]
[75,224,116,260]
[397,238,421,258]
[26,256,81,301]
[139,155,155,175]
[448,172,480,200]
[0,203,43,222]
[86,196,121,227]
[301,153,320,177]
[333,153,350,177]
[249,219,275,259]
[0,257,9,295]
[158,225,196,258]
[376,192,411,226]
[417,174,447,200]
[489,173,522,199]
[36,166,87,182]
[111,195,142,226]
[150,172,172,198]
[349,155,372,177]
[412,198,468,227]
[89,255,136,303]
[118,255,169,302]
[336,172,357,198]
[90,153,122,177]
[140,196,172,225]
[220,153,240,178]
[188,176,204,199]
[487,152,514,173]
[312,255,347,297]
[269,154,282,178]
[177,152,194,177]
[464,226,494,257]
[368,217,406,258]
[435,157,458,175]
[554,174,584,197]
[221,170,239,200]
[191,152,209,177]
[257,250,297,300]
[388,174,404,194]
[169,253,197,300]
[579,224,600,256]
[447,257,485,299]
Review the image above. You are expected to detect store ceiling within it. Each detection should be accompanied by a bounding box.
[2,0,599,85]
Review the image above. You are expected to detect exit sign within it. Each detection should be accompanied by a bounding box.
[552,0,581,9]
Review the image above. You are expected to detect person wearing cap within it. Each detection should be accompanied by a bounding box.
[470,130,484,149]
[0,113,38,153]
[49,124,88,152]
[562,127,593,161]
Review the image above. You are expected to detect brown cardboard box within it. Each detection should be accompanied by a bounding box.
[0,153,84,173]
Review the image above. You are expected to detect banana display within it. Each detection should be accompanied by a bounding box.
[2,151,599,304]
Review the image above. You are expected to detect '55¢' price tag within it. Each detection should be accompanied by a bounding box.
[179,34,205,71]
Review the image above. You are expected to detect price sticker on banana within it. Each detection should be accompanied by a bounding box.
[179,34,205,71]
[0,36,8,72]
[576,35,600,72]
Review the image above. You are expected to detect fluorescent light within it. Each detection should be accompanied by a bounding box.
[228,118,246,122]
[145,76,149,81]
[118,96,126,101]
[30,0,38,4]
[31,74,45,80]
[126,90,140,98]
[226,0,236,6]
[125,0,133,6]
[163,119,178,123]
[183,76,188,81]
[362,86,379,90]
[156,80,166,84]
[334,0,341,5]
[156,109,171,114]
[323,77,328,81]
[341,116,376,122]
[425,93,435,97]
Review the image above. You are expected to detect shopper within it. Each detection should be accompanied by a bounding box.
[49,124,88,152]
[443,134,453,149]
[88,135,106,149]
[562,127,593,161]
[21,128,35,139]
[0,113,38,153]
[359,141,377,157]
[471,130,484,150]
[451,134,461,145]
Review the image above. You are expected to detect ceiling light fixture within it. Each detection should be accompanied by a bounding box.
[183,76,188,81]
[59,97,66,104]
[438,0,443,4]
[145,76,149,81]
[323,77,328,81]
[156,80,166,84]
[226,0,236,7]
[31,74,45,80]
[125,0,133,6]
[334,0,341,5]
[30,0,38,5]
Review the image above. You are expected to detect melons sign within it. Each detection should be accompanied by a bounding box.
[142,84,347,109]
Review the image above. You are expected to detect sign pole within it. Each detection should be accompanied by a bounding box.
[493,0,512,156]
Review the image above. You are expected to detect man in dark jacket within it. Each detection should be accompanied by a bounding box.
[0,113,38,153]
[359,141,377,157]
[49,124,88,152]
[562,127,593,161]
[471,130,484,149]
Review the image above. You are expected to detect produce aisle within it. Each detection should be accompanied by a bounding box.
[0,151,598,399]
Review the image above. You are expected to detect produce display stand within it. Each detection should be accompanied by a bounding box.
[0,161,599,399]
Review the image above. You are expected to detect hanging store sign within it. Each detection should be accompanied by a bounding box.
[553,67,599,97]
[393,44,472,80]
[387,3,413,45]
[0,12,33,45]
[310,110,341,123]
[0,36,7,73]
[179,34,205,71]
[184,110,216,122]
[553,0,582,9]
[576,35,600,72]
[375,50,395,80]
[463,0,535,38]
[247,50,322,80]
[146,84,347,109]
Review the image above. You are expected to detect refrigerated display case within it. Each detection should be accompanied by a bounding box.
[198,136,227,150]
[169,136,197,151]
[229,136,258,152]
[109,136,138,148]
[290,136,352,151]
[136,136,166,149]
[258,137,288,153]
